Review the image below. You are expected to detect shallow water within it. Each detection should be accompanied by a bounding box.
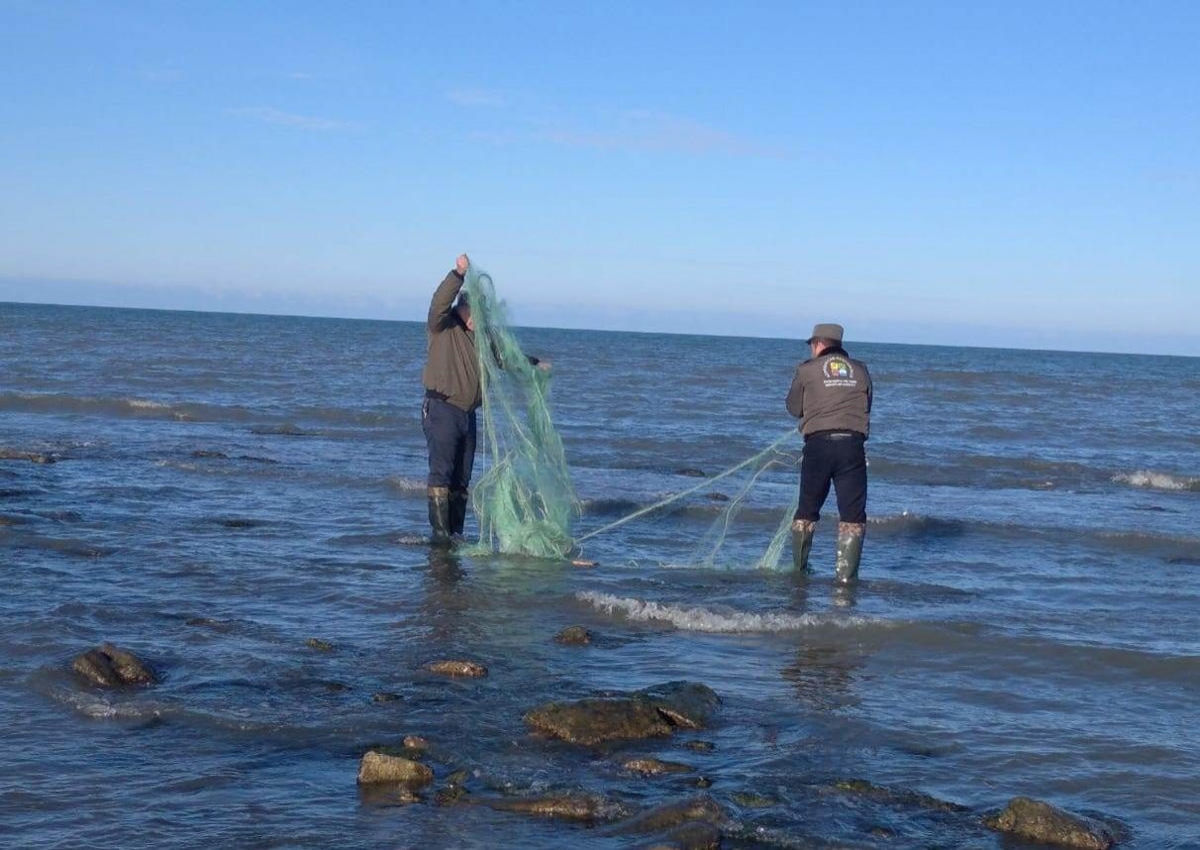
[1,301,1198,847]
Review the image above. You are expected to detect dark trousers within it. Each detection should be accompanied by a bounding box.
[422,395,477,491]
[795,432,867,523]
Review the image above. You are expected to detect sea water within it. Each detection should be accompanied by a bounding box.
[1,302,1197,847]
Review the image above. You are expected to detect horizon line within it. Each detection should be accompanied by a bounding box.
[3,298,1195,361]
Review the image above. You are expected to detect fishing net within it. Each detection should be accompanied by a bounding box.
[461,264,802,568]
[463,267,578,559]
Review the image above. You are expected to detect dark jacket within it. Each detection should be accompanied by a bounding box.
[786,345,873,438]
[421,271,481,412]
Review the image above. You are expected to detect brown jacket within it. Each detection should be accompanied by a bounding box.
[786,346,872,438]
[421,271,481,412]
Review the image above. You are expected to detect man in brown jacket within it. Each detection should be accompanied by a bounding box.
[786,322,873,582]
[421,253,480,544]
[420,254,545,543]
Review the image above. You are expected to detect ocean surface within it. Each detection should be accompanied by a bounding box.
[1,301,1197,848]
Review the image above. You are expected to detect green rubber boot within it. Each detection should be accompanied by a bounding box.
[791,519,815,572]
[835,522,865,584]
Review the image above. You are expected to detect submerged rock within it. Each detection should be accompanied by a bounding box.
[642,820,721,849]
[675,468,707,478]
[554,625,593,646]
[306,638,334,652]
[71,644,156,688]
[525,682,720,746]
[0,449,56,464]
[487,793,611,823]
[610,794,726,836]
[371,692,402,703]
[985,797,1115,849]
[623,757,693,776]
[833,778,968,813]
[356,751,433,787]
[423,660,488,678]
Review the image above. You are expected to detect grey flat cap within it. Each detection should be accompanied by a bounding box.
[807,323,844,344]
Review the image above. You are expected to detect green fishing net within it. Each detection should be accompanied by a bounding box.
[462,267,578,559]
[460,264,801,568]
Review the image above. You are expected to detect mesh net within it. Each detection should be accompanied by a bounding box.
[460,264,802,568]
[463,268,578,559]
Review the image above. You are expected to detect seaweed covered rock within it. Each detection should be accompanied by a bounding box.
[486,792,614,823]
[984,796,1115,849]
[71,643,156,687]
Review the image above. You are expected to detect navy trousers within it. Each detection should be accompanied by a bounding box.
[795,432,867,523]
[422,395,477,491]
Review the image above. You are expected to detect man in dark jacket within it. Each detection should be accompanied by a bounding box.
[420,254,545,544]
[786,323,873,582]
[421,253,478,544]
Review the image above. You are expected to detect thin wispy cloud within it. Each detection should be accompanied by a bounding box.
[447,89,511,108]
[537,109,774,157]
[228,107,361,132]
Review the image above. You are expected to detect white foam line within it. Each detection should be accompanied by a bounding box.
[577,591,881,633]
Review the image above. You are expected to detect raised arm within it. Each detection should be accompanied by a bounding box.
[427,253,470,332]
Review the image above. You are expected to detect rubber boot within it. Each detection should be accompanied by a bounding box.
[448,489,469,537]
[427,486,451,546]
[791,519,815,572]
[835,522,865,584]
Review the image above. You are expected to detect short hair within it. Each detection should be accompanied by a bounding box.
[811,337,838,347]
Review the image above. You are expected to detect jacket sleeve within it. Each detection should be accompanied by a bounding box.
[785,366,805,419]
[427,271,464,333]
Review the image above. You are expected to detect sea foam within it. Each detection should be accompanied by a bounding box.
[577,591,877,633]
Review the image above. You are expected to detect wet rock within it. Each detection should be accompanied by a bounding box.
[555,625,593,646]
[833,778,968,813]
[638,681,721,730]
[641,820,722,849]
[423,660,488,678]
[356,751,433,787]
[732,791,775,808]
[402,735,429,751]
[525,682,720,746]
[371,692,402,703]
[0,449,56,464]
[306,638,334,652]
[526,698,674,745]
[611,794,726,836]
[71,644,156,687]
[624,758,693,776]
[683,741,715,753]
[985,796,1115,849]
[488,793,611,823]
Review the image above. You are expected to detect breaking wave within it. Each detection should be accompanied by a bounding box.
[577,591,880,633]
[1114,470,1200,492]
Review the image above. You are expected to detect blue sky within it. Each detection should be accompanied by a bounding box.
[2,1,1198,353]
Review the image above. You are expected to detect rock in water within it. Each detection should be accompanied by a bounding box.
[71,644,156,687]
[525,682,721,746]
[356,751,434,787]
[554,625,592,645]
[623,757,693,776]
[488,793,609,822]
[423,660,488,678]
[525,699,674,745]
[985,797,1114,849]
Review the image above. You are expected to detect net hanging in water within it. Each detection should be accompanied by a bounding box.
[461,264,801,568]
[463,267,578,559]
